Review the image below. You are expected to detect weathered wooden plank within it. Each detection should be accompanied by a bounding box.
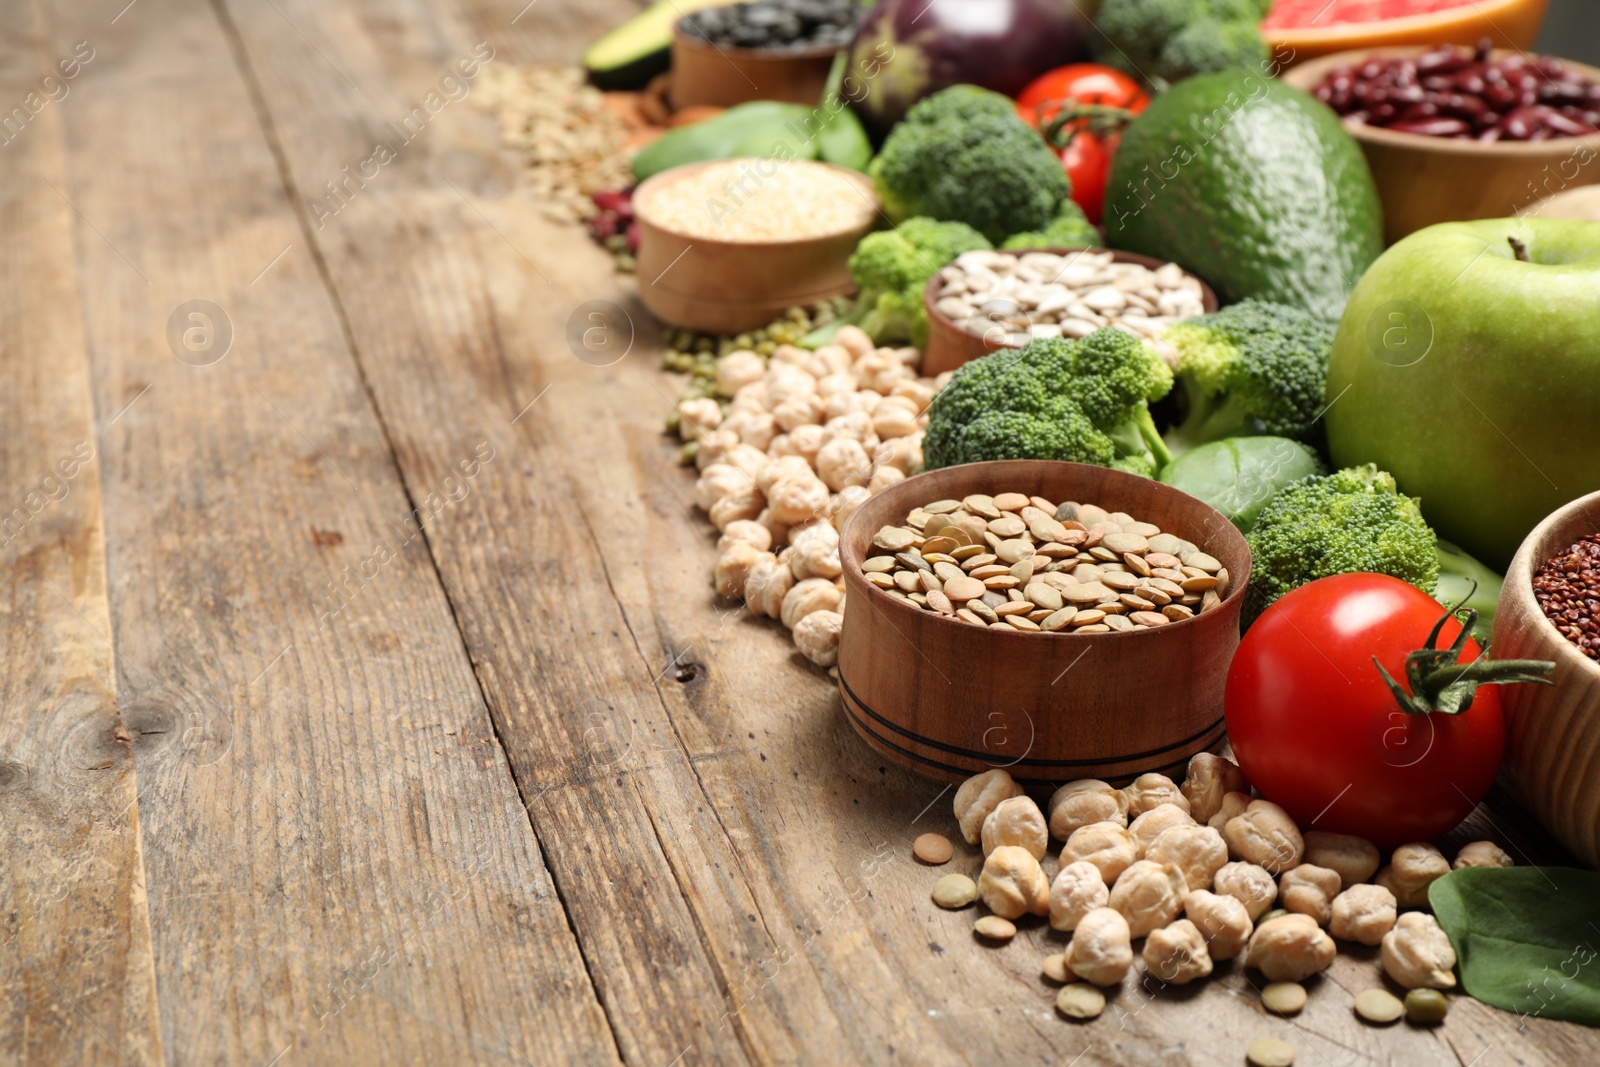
[0,12,162,1066]
[218,2,1600,1065]
[44,1,620,1063]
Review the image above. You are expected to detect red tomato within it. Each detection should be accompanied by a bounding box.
[1225,574,1507,849]
[1014,65,1148,226]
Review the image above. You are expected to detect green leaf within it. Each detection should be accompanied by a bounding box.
[1429,867,1600,1027]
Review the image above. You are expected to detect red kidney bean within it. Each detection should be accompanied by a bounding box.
[1542,107,1597,137]
[1389,117,1470,137]
[1416,47,1467,75]
[1500,106,1540,140]
[1398,101,1441,122]
[1370,103,1398,124]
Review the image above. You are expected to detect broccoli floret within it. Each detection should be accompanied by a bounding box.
[1001,201,1102,251]
[870,86,1069,244]
[1246,465,1442,618]
[800,217,991,348]
[1161,299,1334,456]
[1096,0,1270,86]
[922,328,1174,475]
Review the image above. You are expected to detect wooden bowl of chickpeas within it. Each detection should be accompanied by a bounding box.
[836,459,1251,788]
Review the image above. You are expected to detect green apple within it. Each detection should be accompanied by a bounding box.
[1326,217,1600,571]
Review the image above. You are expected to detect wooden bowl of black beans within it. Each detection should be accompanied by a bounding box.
[671,0,859,110]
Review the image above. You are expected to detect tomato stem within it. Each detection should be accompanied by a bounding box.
[1038,103,1138,151]
[1372,595,1555,716]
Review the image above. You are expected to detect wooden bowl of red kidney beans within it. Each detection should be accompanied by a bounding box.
[1283,43,1600,242]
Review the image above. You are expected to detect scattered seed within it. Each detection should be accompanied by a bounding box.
[1404,988,1449,1025]
[1246,1037,1296,1067]
[974,915,1017,941]
[1055,983,1106,1020]
[1355,988,1405,1025]
[932,874,978,909]
[1262,982,1308,1015]
[1042,953,1072,984]
[913,832,954,865]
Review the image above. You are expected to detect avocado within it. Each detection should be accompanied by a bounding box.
[584,0,729,90]
[1104,72,1383,321]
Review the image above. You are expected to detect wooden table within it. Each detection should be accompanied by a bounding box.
[3,1,1596,1063]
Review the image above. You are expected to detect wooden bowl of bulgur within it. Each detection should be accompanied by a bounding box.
[633,158,880,333]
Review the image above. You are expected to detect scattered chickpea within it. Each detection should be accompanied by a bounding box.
[787,521,842,580]
[1061,821,1140,886]
[1207,790,1251,833]
[1301,831,1380,890]
[1214,861,1279,921]
[791,609,843,667]
[1375,843,1450,909]
[1381,912,1457,990]
[1050,861,1109,932]
[1125,772,1191,818]
[1130,802,1198,856]
[779,577,843,631]
[954,769,1024,845]
[981,796,1050,860]
[1062,907,1134,987]
[716,518,772,556]
[1143,919,1214,985]
[1146,825,1228,892]
[1047,779,1129,840]
[1181,752,1250,825]
[1329,883,1398,946]
[1224,800,1305,873]
[979,845,1051,920]
[714,543,765,599]
[1453,840,1514,870]
[1278,864,1342,927]
[1184,890,1252,960]
[1109,860,1189,938]
[1245,913,1336,983]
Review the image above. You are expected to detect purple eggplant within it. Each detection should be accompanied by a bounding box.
[846,0,1091,141]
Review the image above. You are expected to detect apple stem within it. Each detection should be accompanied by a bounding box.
[1508,235,1530,262]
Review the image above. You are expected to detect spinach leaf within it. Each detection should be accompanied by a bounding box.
[1429,866,1600,1027]
[1157,436,1323,533]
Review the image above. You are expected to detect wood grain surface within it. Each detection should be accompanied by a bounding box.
[0,0,1595,1063]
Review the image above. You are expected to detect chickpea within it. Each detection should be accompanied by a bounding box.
[978,845,1050,920]
[821,411,877,449]
[868,465,905,494]
[769,344,812,369]
[756,454,814,495]
[873,435,919,475]
[736,411,780,451]
[714,349,766,398]
[1060,821,1140,886]
[815,372,857,398]
[780,577,842,631]
[1181,752,1250,825]
[815,436,872,491]
[786,424,825,465]
[1278,864,1342,927]
[713,544,764,599]
[763,363,816,408]
[792,610,843,668]
[1143,919,1213,986]
[743,552,794,619]
[788,521,842,581]
[1109,860,1188,938]
[708,484,765,531]
[695,428,741,471]
[1329,883,1397,946]
[1047,780,1128,840]
[809,343,853,378]
[1206,790,1251,832]
[1129,803,1198,856]
[1146,825,1227,892]
[716,519,772,557]
[1375,843,1450,909]
[1454,841,1514,870]
[834,325,874,361]
[1124,772,1190,818]
[1050,860,1108,932]
[1223,800,1305,873]
[826,485,871,533]
[765,475,830,526]
[676,397,722,441]
[730,380,769,414]
[695,463,750,511]
[824,389,872,421]
[981,796,1049,860]
[1244,913,1337,983]
[1214,861,1278,921]
[1184,889,1252,960]
[872,399,920,440]
[1062,908,1133,987]
[1381,912,1457,990]
[1301,831,1380,889]
[720,443,769,480]
[953,769,1023,845]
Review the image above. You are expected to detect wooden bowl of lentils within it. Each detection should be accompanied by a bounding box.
[836,459,1251,789]
[920,248,1218,378]
[1493,488,1600,866]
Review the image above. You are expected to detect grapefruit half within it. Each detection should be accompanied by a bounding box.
[1263,0,1550,65]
